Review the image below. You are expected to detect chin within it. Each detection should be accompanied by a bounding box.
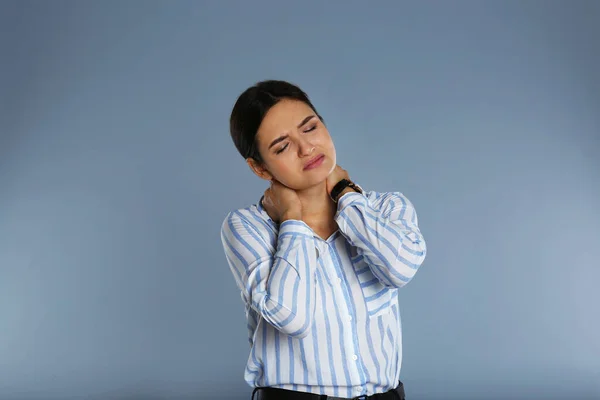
[305,172,331,190]
[284,174,326,191]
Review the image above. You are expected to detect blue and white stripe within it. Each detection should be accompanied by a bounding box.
[220,190,426,398]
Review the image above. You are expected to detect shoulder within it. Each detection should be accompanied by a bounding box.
[220,202,272,237]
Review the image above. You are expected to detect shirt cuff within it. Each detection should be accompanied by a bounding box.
[278,219,314,238]
[335,191,367,219]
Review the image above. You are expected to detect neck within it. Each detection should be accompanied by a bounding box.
[296,181,337,229]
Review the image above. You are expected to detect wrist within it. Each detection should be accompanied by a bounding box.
[337,187,355,200]
[330,179,363,203]
[281,210,302,221]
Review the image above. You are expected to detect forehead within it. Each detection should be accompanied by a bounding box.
[256,99,315,141]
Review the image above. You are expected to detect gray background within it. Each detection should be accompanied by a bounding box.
[1,1,599,399]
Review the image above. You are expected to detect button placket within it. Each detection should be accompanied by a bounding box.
[326,241,364,385]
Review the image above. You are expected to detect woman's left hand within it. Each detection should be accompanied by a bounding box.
[326,165,350,196]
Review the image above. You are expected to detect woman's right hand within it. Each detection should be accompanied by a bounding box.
[262,180,302,223]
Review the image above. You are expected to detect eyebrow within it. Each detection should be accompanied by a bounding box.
[268,115,316,150]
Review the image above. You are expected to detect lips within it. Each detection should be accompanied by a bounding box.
[303,154,325,170]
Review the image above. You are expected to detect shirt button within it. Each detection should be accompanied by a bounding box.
[355,387,362,393]
[348,315,353,321]
[337,277,342,283]
[352,354,358,361]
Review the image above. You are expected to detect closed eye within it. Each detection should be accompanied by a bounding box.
[275,143,289,154]
[304,124,317,133]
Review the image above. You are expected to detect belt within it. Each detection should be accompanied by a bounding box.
[252,381,405,400]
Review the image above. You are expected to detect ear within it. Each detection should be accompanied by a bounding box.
[246,158,273,181]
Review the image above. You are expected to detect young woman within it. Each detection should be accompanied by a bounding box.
[220,80,426,400]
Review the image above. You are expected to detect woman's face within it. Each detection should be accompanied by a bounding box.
[249,99,336,190]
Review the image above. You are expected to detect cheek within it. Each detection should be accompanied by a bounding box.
[320,133,335,155]
[323,135,337,165]
[319,130,334,147]
[270,158,298,181]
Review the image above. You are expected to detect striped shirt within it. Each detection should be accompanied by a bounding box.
[220,190,426,398]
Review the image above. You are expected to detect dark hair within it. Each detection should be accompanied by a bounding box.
[229,80,322,163]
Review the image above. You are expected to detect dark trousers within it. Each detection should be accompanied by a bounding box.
[252,381,405,400]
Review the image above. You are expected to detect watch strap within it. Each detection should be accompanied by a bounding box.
[330,179,363,203]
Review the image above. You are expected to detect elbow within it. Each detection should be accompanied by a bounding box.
[285,325,312,339]
[409,249,427,272]
[260,300,314,339]
[404,239,426,272]
[279,312,314,339]
[386,246,427,288]
[386,274,413,289]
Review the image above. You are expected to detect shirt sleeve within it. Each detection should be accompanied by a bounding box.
[220,212,318,338]
[335,191,427,288]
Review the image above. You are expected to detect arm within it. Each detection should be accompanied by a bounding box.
[220,212,318,338]
[335,191,426,288]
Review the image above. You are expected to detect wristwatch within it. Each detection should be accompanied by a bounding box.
[330,179,363,203]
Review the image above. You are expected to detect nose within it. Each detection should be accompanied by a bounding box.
[298,137,315,156]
